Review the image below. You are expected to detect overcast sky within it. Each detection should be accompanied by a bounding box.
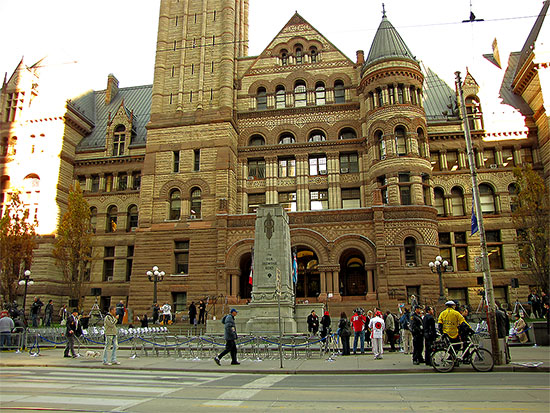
[0,0,546,126]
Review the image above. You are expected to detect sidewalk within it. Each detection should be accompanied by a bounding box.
[1,345,548,374]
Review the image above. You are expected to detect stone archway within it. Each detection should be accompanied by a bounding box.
[339,249,367,296]
[295,247,321,298]
[238,253,252,300]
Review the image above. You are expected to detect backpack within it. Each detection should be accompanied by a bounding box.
[221,315,227,324]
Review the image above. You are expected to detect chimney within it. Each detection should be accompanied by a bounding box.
[105,74,119,105]
[356,50,365,65]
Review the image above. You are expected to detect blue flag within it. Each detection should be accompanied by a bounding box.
[471,205,479,236]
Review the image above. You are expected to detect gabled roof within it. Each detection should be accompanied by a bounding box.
[363,12,416,68]
[73,84,152,151]
[514,0,549,78]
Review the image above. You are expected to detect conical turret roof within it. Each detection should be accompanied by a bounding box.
[364,12,416,68]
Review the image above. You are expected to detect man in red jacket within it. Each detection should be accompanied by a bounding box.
[351,309,367,355]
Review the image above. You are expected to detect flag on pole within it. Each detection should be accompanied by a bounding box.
[292,251,298,283]
[471,205,479,236]
[249,250,254,285]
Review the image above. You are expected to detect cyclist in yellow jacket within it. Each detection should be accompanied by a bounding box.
[438,300,470,343]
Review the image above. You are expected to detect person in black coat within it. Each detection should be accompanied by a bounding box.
[423,306,436,366]
[64,309,82,358]
[188,302,197,325]
[198,300,206,324]
[410,306,424,365]
[338,312,352,355]
[307,310,319,336]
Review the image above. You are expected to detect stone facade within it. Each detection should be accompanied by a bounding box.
[1,1,548,321]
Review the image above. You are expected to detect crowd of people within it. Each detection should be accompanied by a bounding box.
[304,297,546,365]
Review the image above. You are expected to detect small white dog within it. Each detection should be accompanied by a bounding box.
[85,350,100,358]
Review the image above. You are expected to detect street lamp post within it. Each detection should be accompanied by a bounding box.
[147,266,165,305]
[429,256,448,303]
[18,270,34,325]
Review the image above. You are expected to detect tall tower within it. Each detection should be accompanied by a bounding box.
[129,0,249,310]
[358,10,432,208]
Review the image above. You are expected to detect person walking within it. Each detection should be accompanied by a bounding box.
[30,297,43,327]
[0,311,14,350]
[307,310,319,336]
[44,300,53,327]
[198,300,206,324]
[369,311,385,359]
[423,306,436,366]
[410,306,424,365]
[399,308,412,354]
[63,309,81,358]
[115,300,125,325]
[214,309,240,365]
[188,301,197,326]
[103,306,120,365]
[384,310,396,352]
[338,312,352,355]
[351,308,366,355]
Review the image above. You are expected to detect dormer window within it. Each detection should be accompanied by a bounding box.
[113,125,126,156]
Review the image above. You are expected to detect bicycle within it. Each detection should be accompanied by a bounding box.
[431,333,494,373]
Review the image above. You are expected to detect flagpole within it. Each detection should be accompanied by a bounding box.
[456,71,502,365]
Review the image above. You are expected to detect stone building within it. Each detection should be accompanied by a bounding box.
[1,0,548,320]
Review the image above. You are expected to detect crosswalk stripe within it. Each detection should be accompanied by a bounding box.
[203,375,288,407]
[0,395,136,407]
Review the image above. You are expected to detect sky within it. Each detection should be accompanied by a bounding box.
[0,0,546,128]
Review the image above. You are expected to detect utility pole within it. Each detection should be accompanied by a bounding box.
[455,71,502,365]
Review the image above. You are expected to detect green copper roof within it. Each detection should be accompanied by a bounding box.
[364,13,416,68]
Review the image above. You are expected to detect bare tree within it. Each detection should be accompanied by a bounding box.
[0,191,37,304]
[53,184,92,307]
[512,165,550,292]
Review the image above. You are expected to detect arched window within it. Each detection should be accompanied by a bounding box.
[113,125,126,156]
[404,237,417,265]
[508,183,518,212]
[375,130,386,159]
[281,49,289,66]
[127,205,138,231]
[294,81,307,107]
[315,82,326,105]
[339,128,357,140]
[190,187,202,218]
[310,47,318,63]
[169,189,181,220]
[106,205,118,232]
[275,85,286,109]
[295,45,303,64]
[466,96,483,130]
[279,133,296,144]
[256,87,267,110]
[23,174,40,223]
[334,80,345,103]
[434,188,445,216]
[308,130,326,142]
[395,126,407,156]
[451,187,465,216]
[479,184,496,214]
[90,207,97,233]
[249,135,265,146]
[417,128,426,157]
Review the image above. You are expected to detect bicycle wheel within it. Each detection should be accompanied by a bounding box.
[471,347,494,372]
[431,349,455,373]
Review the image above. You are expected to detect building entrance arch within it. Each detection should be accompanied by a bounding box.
[339,249,367,296]
[239,253,252,300]
[295,247,320,298]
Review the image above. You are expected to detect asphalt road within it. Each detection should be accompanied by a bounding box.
[0,367,548,412]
